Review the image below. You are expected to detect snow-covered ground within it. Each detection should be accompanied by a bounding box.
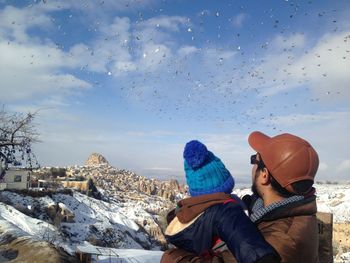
[77,241,163,263]
[315,184,350,223]
[1,183,350,262]
[337,252,350,262]
[0,190,161,255]
[0,189,164,262]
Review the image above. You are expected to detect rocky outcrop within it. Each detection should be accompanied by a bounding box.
[32,156,188,247]
[61,181,89,192]
[85,153,109,166]
[62,165,187,202]
[0,235,79,263]
[47,203,75,225]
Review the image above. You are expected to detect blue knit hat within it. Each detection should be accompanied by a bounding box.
[183,140,235,196]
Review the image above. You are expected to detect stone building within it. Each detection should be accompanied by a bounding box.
[0,168,30,190]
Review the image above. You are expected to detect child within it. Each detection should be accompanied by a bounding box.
[162,140,280,263]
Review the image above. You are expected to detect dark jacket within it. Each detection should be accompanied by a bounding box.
[163,193,280,263]
[249,194,319,263]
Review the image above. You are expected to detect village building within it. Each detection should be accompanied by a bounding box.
[61,180,89,192]
[0,168,30,190]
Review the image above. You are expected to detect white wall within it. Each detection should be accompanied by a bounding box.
[2,169,29,190]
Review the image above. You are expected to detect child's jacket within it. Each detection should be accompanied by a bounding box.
[164,192,279,263]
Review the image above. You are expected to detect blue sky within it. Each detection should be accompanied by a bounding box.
[1,0,350,184]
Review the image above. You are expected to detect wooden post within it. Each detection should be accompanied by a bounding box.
[317,212,333,263]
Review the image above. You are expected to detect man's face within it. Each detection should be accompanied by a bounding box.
[251,167,260,196]
[251,153,262,196]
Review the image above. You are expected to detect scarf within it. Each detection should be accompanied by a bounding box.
[250,195,305,223]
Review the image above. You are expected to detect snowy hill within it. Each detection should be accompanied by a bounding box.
[315,183,350,223]
[0,183,350,262]
[0,189,165,262]
[0,189,164,250]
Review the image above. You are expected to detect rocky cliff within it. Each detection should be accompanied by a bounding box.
[68,153,187,202]
[84,153,109,166]
[31,153,188,248]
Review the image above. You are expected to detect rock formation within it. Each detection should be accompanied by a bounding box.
[32,154,188,247]
[85,153,109,166]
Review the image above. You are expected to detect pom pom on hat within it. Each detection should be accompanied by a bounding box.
[183,140,209,169]
[183,140,235,196]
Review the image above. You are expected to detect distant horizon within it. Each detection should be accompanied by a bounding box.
[33,157,350,186]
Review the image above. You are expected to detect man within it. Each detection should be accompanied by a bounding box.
[245,131,319,263]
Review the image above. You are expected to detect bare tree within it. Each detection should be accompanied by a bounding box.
[0,106,39,176]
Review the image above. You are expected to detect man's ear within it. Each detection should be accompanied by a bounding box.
[260,168,270,185]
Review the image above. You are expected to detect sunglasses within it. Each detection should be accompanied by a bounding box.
[250,154,264,167]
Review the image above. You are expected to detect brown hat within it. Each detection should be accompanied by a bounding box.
[248,131,319,193]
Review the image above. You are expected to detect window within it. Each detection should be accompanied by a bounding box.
[14,175,22,183]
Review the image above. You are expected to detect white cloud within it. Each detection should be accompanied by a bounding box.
[0,4,192,101]
[318,162,329,172]
[0,3,178,89]
[31,0,156,14]
[178,45,199,56]
[292,32,350,100]
[267,111,350,126]
[70,16,134,74]
[0,5,53,42]
[272,33,305,49]
[0,5,185,104]
[231,13,247,28]
[204,48,236,61]
[138,42,172,70]
[133,15,190,52]
[337,160,350,173]
[0,4,92,102]
[138,15,189,32]
[0,41,90,101]
[66,15,188,76]
[255,31,350,100]
[66,17,129,74]
[114,61,138,73]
